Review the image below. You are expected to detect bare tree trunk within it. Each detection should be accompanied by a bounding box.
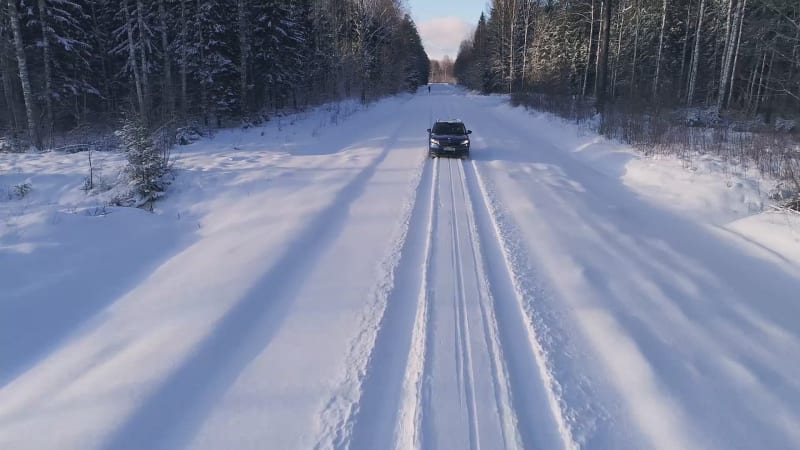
[791,26,800,109]
[653,0,668,100]
[78,67,87,124]
[678,2,691,98]
[582,0,595,98]
[158,0,174,121]
[611,0,626,98]
[195,0,207,125]
[686,0,706,106]
[746,49,760,109]
[237,0,248,115]
[179,0,188,120]
[760,48,775,120]
[136,0,151,124]
[37,0,54,147]
[0,2,20,132]
[89,0,113,115]
[716,0,739,112]
[753,49,767,114]
[597,0,612,110]
[7,0,40,148]
[726,0,746,108]
[123,0,145,120]
[521,2,532,91]
[593,0,604,97]
[508,0,518,93]
[795,28,800,103]
[630,0,641,97]
[0,50,19,131]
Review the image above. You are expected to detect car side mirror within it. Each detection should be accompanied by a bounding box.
[427,128,431,133]
[467,130,472,134]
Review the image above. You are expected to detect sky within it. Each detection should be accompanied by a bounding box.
[406,0,488,61]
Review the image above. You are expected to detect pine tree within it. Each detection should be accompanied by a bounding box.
[35,0,95,132]
[192,0,238,124]
[1,0,433,145]
[0,1,22,133]
[117,113,167,206]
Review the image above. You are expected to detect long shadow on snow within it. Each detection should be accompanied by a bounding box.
[101,134,400,450]
[424,92,800,448]
[473,138,800,449]
[0,209,194,387]
[345,158,436,450]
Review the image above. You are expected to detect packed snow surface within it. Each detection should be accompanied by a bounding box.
[2,85,799,450]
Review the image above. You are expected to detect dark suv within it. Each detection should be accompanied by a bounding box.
[427,120,471,159]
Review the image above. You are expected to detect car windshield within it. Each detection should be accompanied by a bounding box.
[432,122,466,135]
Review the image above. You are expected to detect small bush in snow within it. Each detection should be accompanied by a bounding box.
[10,182,32,199]
[109,192,132,207]
[84,206,110,216]
[83,174,112,193]
[176,123,205,145]
[511,92,800,207]
[116,116,170,207]
[0,136,29,153]
[774,119,797,133]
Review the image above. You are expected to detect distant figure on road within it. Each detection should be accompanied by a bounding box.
[428,85,431,93]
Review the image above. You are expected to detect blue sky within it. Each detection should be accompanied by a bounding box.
[406,0,488,61]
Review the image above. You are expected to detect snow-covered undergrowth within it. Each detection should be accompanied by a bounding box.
[625,149,800,270]
[502,102,800,268]
[624,153,769,225]
[511,93,800,210]
[0,98,375,383]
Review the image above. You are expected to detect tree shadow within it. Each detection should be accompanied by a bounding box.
[99,129,403,450]
[0,208,194,387]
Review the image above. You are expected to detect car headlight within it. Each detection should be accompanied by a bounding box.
[460,139,469,145]
[430,139,440,146]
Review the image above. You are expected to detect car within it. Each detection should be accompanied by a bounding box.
[427,120,471,159]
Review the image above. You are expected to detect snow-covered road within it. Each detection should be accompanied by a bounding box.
[2,85,799,450]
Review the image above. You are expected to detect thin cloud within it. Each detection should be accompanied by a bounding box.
[418,17,473,61]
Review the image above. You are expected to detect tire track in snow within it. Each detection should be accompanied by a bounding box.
[461,100,626,448]
[398,157,439,450]
[418,158,522,450]
[313,152,438,450]
[462,158,577,450]
[455,160,521,450]
[315,84,455,450]
[447,158,481,450]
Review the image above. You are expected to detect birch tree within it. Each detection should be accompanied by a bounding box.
[686,0,706,106]
[0,1,20,132]
[597,0,612,110]
[582,0,596,98]
[652,0,668,99]
[37,0,54,146]
[118,0,146,122]
[157,0,174,121]
[6,0,39,147]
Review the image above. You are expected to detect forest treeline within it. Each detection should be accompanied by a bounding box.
[455,0,799,119]
[430,56,456,83]
[455,0,800,202]
[0,0,430,149]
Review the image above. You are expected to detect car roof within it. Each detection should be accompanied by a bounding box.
[434,119,463,124]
